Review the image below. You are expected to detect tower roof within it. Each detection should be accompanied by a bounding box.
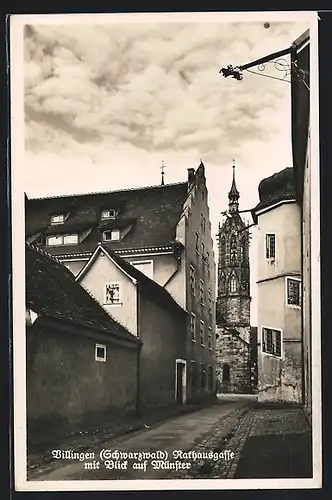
[228,164,239,201]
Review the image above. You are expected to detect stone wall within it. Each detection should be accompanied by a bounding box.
[216,326,251,394]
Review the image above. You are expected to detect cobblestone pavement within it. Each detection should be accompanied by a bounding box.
[169,404,312,479]
[27,398,253,481]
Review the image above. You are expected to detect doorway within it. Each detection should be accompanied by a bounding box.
[175,359,187,404]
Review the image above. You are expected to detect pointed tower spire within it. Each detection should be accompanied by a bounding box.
[228,161,240,213]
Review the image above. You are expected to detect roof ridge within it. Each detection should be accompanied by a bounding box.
[27,181,188,201]
[103,245,187,313]
[26,242,64,266]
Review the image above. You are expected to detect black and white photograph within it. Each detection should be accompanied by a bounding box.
[11,11,321,491]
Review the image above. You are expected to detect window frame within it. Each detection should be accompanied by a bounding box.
[103,229,120,242]
[190,264,196,296]
[101,209,117,220]
[285,276,301,308]
[200,320,205,346]
[95,343,107,362]
[129,260,154,280]
[50,214,65,225]
[199,279,205,305]
[104,281,122,306]
[229,275,237,293]
[195,231,200,254]
[261,326,283,358]
[191,313,196,342]
[46,233,79,246]
[208,326,212,350]
[265,233,276,260]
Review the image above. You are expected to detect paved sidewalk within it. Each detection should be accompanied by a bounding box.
[28,400,251,480]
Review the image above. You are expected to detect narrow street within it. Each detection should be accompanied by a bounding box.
[28,396,254,481]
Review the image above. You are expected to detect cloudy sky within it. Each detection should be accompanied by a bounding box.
[21,13,311,323]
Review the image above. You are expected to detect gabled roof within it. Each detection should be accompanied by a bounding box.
[76,243,187,317]
[25,182,189,255]
[26,243,140,344]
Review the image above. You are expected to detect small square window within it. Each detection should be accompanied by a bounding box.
[101,209,117,220]
[95,344,106,362]
[103,229,120,241]
[105,283,121,304]
[51,214,65,224]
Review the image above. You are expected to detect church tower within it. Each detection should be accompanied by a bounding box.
[217,164,251,343]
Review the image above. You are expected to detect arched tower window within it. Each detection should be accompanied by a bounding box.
[230,234,237,262]
[229,275,237,293]
[222,363,230,383]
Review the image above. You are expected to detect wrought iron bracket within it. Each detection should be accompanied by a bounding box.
[219,44,309,88]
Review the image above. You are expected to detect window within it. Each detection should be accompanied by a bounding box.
[201,241,205,258]
[190,265,196,295]
[208,289,212,314]
[46,234,78,246]
[104,283,121,305]
[130,260,153,280]
[266,234,276,259]
[201,212,206,233]
[103,229,120,241]
[200,320,205,346]
[95,344,106,362]
[240,235,246,261]
[191,313,196,342]
[195,231,199,254]
[63,234,78,245]
[101,209,117,219]
[262,327,282,357]
[200,279,204,305]
[230,235,237,262]
[51,214,65,224]
[208,327,212,350]
[229,275,237,293]
[219,271,226,293]
[286,277,301,307]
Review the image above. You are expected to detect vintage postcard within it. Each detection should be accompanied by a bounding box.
[10,10,321,491]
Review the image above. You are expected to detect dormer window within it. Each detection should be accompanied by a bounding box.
[101,209,117,220]
[51,214,65,224]
[103,229,120,241]
[46,234,78,246]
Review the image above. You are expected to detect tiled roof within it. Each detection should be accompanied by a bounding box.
[26,182,189,256]
[25,243,140,344]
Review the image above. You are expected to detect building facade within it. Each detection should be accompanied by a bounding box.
[252,167,302,403]
[215,166,252,393]
[291,30,312,419]
[25,162,217,404]
[26,243,141,447]
[76,244,188,412]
